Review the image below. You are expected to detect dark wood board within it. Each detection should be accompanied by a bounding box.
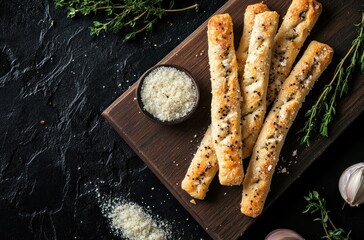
[102,0,364,239]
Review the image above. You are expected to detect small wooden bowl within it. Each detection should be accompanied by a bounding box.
[136,64,200,125]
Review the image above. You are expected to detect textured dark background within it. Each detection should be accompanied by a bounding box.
[0,0,363,239]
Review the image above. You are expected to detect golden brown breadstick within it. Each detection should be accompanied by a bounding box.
[266,0,322,105]
[181,126,218,199]
[240,11,279,160]
[237,2,270,79]
[182,5,270,197]
[208,14,244,186]
[241,41,333,217]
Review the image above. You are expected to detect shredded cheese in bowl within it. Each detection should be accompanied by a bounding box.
[137,65,199,124]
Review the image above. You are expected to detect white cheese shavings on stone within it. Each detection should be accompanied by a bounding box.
[107,202,171,240]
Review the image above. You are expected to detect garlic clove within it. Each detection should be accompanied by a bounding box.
[265,228,305,240]
[338,162,364,207]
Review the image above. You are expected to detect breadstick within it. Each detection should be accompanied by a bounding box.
[237,2,270,79]
[208,14,244,186]
[181,126,218,199]
[241,41,333,217]
[182,5,270,197]
[240,11,279,160]
[266,0,322,105]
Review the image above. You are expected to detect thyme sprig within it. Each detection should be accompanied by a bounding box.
[299,13,364,145]
[303,191,352,240]
[54,0,199,41]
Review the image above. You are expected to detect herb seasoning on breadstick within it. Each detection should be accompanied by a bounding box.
[182,4,272,197]
[181,126,219,200]
[267,0,322,105]
[241,41,333,217]
[239,11,279,160]
[208,14,244,186]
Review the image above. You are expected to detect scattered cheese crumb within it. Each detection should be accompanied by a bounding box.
[190,199,196,205]
[222,59,231,68]
[292,149,297,157]
[280,59,287,66]
[267,165,272,171]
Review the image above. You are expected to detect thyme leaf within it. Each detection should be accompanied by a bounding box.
[299,13,364,145]
[303,191,352,240]
[54,0,199,41]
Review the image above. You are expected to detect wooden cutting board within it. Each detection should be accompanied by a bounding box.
[102,0,364,239]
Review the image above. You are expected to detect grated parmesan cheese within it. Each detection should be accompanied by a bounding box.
[140,66,197,122]
[106,202,171,240]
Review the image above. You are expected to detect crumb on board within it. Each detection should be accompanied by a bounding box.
[190,199,196,205]
[292,149,297,157]
[277,166,290,174]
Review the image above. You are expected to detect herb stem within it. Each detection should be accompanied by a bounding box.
[163,4,198,13]
[95,3,198,13]
[303,190,352,240]
[55,0,199,41]
[300,13,364,144]
[125,11,146,26]
[96,5,126,10]
[328,217,337,232]
[135,17,158,35]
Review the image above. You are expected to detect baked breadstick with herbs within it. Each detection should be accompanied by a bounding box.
[266,0,322,105]
[181,126,218,199]
[240,11,279,160]
[181,5,269,196]
[241,41,333,218]
[208,14,244,186]
[237,2,270,79]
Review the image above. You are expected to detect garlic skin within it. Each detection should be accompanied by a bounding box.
[265,229,305,240]
[338,162,364,207]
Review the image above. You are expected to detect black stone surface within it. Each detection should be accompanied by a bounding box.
[0,0,363,240]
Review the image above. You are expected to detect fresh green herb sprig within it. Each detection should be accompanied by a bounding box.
[303,190,352,240]
[300,13,364,145]
[54,0,199,41]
